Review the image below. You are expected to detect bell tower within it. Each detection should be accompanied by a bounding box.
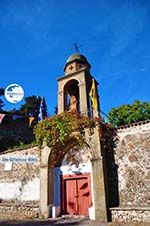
[57,53,100,117]
[56,53,108,222]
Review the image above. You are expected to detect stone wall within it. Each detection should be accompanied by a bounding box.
[0,146,40,218]
[110,121,150,222]
[0,203,39,219]
[1,121,150,221]
[111,207,150,222]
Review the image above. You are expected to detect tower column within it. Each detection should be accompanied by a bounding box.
[78,82,89,116]
[92,158,107,221]
[58,90,64,114]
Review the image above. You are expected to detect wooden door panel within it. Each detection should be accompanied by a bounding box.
[77,178,89,215]
[61,174,91,216]
[66,179,77,214]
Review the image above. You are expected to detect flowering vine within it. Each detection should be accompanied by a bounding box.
[34,111,102,149]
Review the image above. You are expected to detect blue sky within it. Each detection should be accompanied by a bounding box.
[0,0,150,116]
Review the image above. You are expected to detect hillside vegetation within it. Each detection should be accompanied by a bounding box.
[0,115,35,152]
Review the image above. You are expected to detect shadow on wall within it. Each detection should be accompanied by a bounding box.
[101,125,119,221]
[54,167,62,207]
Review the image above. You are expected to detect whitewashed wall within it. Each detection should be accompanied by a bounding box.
[0,147,40,203]
[0,178,40,201]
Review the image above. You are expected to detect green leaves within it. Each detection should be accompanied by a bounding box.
[19,96,47,119]
[108,100,150,126]
[34,111,101,148]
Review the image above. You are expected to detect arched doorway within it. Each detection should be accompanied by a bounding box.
[53,145,93,216]
[39,135,107,221]
[39,141,94,218]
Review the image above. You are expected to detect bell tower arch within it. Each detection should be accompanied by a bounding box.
[64,79,79,112]
[57,53,100,117]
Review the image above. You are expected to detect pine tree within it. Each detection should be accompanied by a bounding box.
[20,96,41,119]
[0,88,5,111]
[41,97,47,118]
[19,96,48,120]
[0,88,4,96]
[0,99,4,111]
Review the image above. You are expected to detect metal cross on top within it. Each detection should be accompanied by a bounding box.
[73,42,80,53]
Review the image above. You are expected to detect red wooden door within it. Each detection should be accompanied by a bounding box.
[77,178,89,215]
[66,179,78,214]
[63,175,91,216]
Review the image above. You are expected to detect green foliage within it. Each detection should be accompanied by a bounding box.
[0,88,4,96]
[12,141,36,150]
[0,120,35,151]
[20,95,41,117]
[0,99,4,110]
[0,88,5,111]
[41,97,48,118]
[34,111,101,148]
[19,96,47,119]
[108,100,150,126]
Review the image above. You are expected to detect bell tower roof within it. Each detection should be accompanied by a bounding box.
[66,53,89,64]
[64,53,91,72]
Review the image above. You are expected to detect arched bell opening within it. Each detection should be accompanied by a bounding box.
[64,79,80,113]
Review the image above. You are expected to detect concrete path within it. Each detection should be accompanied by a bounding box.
[0,217,149,226]
[0,217,108,226]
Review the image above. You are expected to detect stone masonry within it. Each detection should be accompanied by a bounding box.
[110,120,150,222]
[0,203,39,219]
[0,146,40,219]
[0,121,150,222]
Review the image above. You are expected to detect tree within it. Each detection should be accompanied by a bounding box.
[54,105,58,115]
[19,95,48,120]
[0,88,5,111]
[19,96,39,118]
[0,88,4,96]
[41,97,47,118]
[108,100,150,126]
[0,99,4,111]
[20,95,40,117]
